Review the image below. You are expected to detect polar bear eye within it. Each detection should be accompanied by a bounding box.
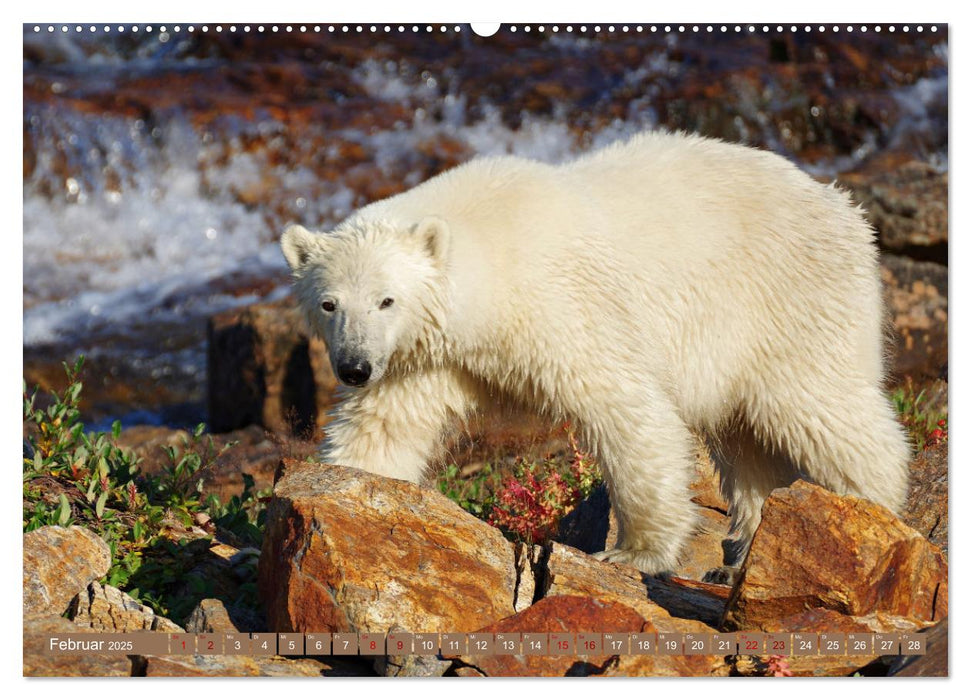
[321,300,336,313]
[380,297,395,309]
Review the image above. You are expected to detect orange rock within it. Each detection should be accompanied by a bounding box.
[542,543,726,631]
[258,461,519,635]
[724,481,948,630]
[449,595,726,677]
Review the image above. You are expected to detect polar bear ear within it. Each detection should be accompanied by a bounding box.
[412,216,451,268]
[280,224,322,272]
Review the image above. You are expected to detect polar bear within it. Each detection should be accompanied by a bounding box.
[280,131,910,576]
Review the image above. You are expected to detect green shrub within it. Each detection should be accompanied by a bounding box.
[23,356,268,621]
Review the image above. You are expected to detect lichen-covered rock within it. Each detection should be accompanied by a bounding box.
[23,526,112,617]
[724,481,948,630]
[732,607,927,677]
[69,582,183,633]
[258,460,519,635]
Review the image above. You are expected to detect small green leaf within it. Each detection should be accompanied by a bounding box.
[57,494,71,526]
[95,491,109,519]
[112,420,122,440]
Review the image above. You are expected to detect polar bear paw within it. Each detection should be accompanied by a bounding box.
[592,548,676,577]
[701,565,741,586]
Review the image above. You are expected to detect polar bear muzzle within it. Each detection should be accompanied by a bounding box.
[336,358,372,387]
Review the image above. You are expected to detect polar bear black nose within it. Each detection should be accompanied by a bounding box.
[338,360,372,387]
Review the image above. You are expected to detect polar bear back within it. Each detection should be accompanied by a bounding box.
[353,132,884,427]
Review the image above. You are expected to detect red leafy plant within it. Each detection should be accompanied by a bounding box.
[487,427,601,545]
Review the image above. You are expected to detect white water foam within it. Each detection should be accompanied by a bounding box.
[23,56,663,350]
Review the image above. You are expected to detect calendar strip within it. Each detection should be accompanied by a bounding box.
[42,631,927,657]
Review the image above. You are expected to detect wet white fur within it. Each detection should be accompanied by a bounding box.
[281,131,910,574]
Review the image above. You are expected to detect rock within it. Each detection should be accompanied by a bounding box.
[68,582,183,633]
[541,543,726,631]
[447,595,727,677]
[23,525,112,617]
[513,543,541,612]
[888,618,947,677]
[258,460,519,636]
[181,591,263,634]
[881,254,948,380]
[903,441,948,553]
[207,298,338,436]
[23,615,132,677]
[724,481,948,630]
[841,158,948,254]
[377,655,453,678]
[184,599,239,634]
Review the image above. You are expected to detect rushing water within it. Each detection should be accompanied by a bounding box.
[22,27,948,426]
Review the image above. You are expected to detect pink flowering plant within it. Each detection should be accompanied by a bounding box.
[438,425,602,545]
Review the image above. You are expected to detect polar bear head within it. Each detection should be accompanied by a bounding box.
[281,217,451,387]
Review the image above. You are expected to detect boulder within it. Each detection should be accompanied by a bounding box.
[23,525,112,617]
[724,481,948,630]
[541,543,726,630]
[207,298,338,435]
[447,595,727,677]
[68,582,183,633]
[258,460,520,635]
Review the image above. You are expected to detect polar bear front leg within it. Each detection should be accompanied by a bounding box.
[585,396,699,575]
[320,367,480,484]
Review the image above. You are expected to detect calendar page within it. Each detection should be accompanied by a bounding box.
[21,13,948,681]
